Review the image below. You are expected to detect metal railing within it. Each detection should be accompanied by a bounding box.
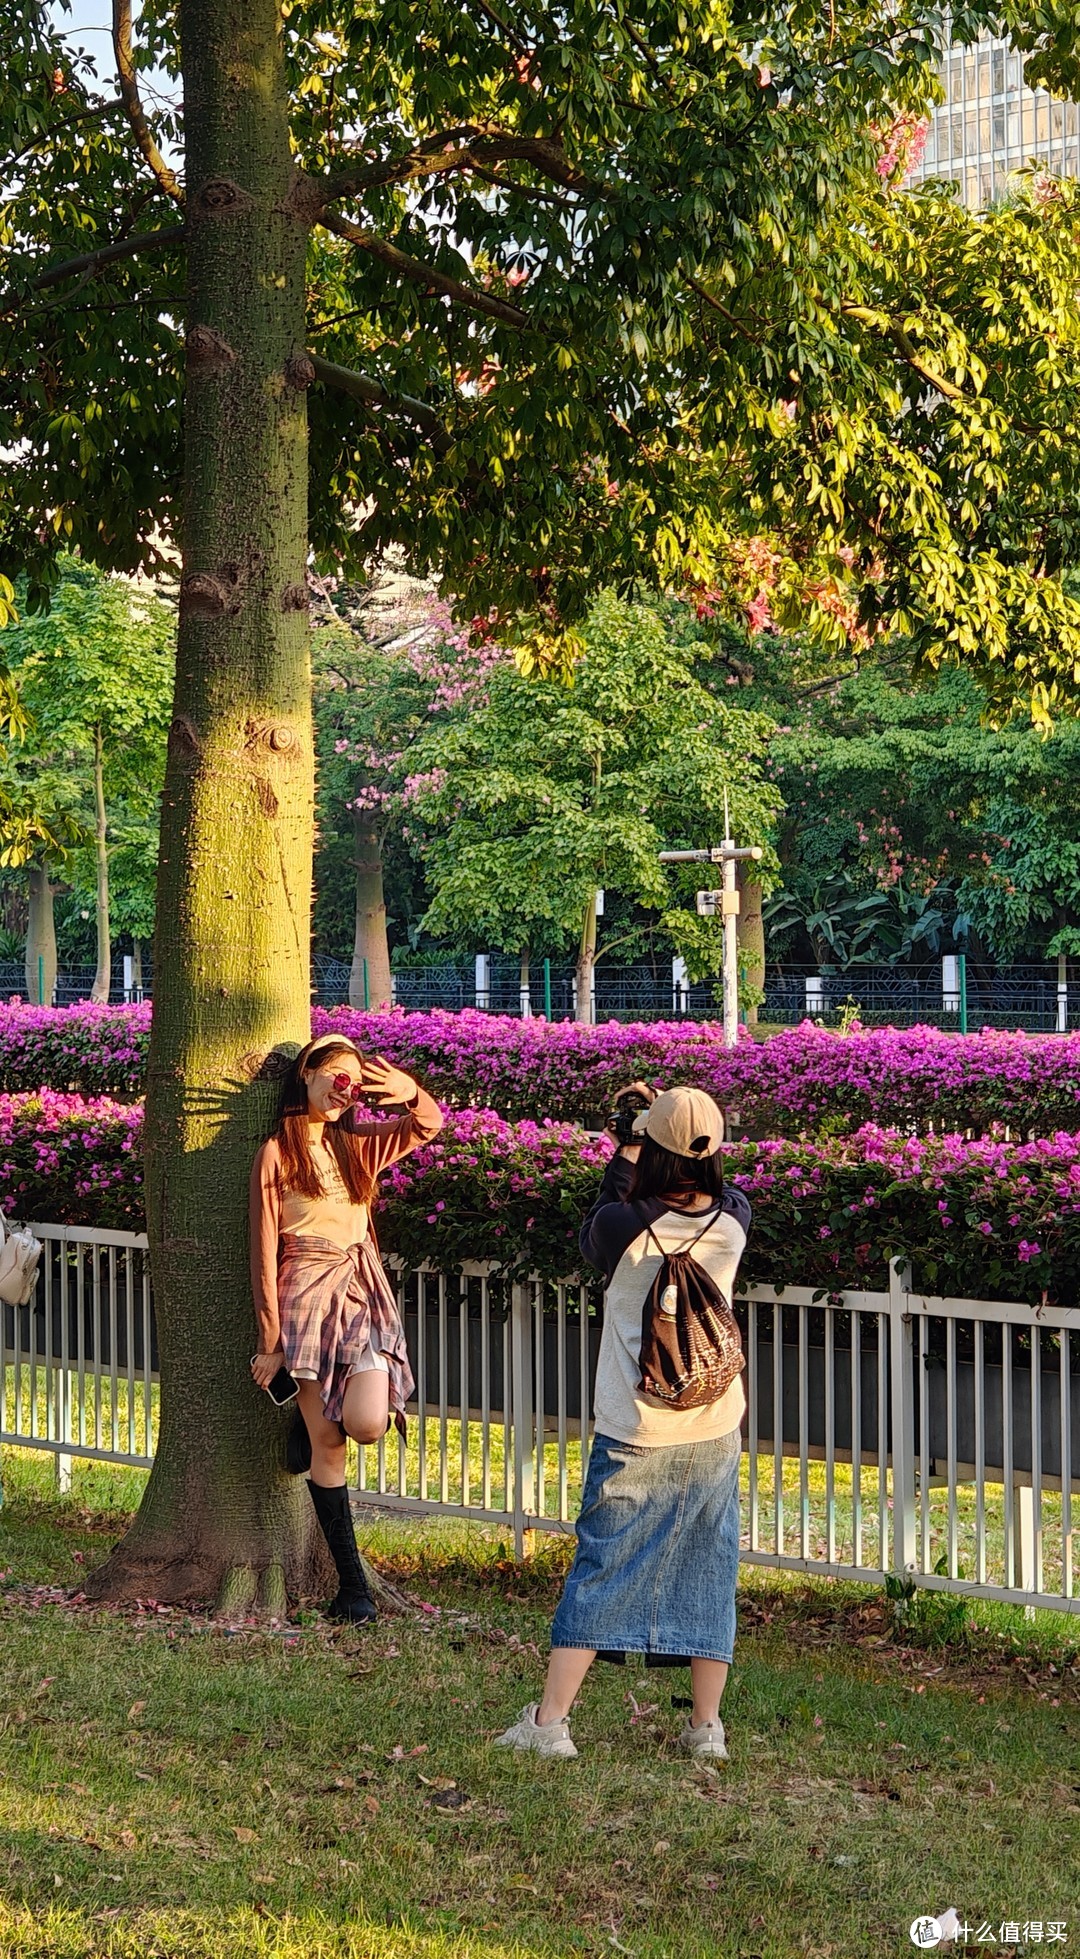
[764,962,1080,1033]
[3,1224,1077,1612]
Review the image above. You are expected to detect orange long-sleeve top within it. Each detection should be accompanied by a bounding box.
[249,1088,444,1351]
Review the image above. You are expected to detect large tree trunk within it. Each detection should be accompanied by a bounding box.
[25,864,57,1006]
[737,873,765,1029]
[575,895,597,1025]
[349,810,392,1009]
[86,0,327,1612]
[90,725,111,1004]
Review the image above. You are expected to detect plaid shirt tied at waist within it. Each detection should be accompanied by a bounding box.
[277,1233,414,1434]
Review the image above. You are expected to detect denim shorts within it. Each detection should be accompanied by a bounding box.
[550,1428,742,1664]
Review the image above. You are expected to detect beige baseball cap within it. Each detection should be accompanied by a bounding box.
[632,1085,725,1157]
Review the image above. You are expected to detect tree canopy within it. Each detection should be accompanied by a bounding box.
[6,3,1080,712]
[402,591,779,993]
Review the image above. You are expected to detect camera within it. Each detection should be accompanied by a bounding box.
[608,1088,653,1145]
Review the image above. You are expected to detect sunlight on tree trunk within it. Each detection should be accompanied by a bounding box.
[349,809,391,1010]
[86,0,328,1611]
[90,724,111,1004]
[737,873,765,1029]
[25,865,56,1007]
[576,895,597,1025]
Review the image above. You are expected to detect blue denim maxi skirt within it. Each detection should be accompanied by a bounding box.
[550,1429,742,1664]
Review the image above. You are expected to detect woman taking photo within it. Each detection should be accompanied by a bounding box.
[250,1034,443,1623]
[496,1083,750,1761]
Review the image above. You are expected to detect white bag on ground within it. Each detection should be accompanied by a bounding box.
[0,1212,43,1305]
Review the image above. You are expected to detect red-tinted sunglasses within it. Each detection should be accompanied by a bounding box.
[331,1071,366,1102]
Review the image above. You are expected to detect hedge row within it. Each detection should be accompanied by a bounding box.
[4,1091,1077,1304]
[3,1002,1080,1137]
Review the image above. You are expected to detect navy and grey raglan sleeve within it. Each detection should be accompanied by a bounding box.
[579,1153,647,1283]
[722,1184,752,1238]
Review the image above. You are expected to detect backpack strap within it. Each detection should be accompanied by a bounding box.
[645,1206,723,1261]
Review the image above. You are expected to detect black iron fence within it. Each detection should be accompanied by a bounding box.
[7,954,1080,1033]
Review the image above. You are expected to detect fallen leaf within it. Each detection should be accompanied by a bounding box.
[32,1678,55,1699]
[233,1827,257,1844]
[651,1840,670,1856]
[127,1701,147,1723]
[418,1773,457,1791]
[362,1794,379,1817]
[118,1829,136,1850]
[388,1743,428,1760]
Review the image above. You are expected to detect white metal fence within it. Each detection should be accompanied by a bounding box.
[2,1224,1077,1613]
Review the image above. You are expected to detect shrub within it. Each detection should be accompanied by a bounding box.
[0,1003,150,1099]
[8,1089,1077,1305]
[0,1090,144,1229]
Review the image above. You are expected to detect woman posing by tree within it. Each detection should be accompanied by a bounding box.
[250,1036,442,1621]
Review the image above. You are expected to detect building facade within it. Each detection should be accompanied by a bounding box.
[910,35,1080,205]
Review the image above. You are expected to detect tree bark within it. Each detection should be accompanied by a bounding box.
[349,810,392,1009]
[86,0,328,1611]
[25,865,57,1007]
[90,725,111,1004]
[575,896,597,1025]
[737,873,765,1029]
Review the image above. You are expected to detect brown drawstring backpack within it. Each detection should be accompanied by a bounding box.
[637,1211,744,1411]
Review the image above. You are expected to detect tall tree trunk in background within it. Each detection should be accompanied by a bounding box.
[737,871,765,1029]
[349,810,392,1009]
[87,0,325,1610]
[25,865,57,1007]
[90,725,111,1003]
[576,895,597,1025]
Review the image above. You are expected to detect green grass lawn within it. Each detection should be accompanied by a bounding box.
[1,1447,1079,1959]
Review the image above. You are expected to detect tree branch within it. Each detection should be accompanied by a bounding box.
[112,0,184,206]
[841,305,967,403]
[686,275,759,343]
[309,353,455,453]
[1,226,184,314]
[318,127,599,210]
[318,212,531,330]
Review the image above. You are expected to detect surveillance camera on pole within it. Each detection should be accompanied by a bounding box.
[659,803,763,1050]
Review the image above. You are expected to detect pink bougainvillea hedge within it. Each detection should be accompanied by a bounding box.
[6,1089,1078,1303]
[4,1001,1080,1137]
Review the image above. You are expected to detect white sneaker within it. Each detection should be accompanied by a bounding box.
[678,1715,728,1761]
[493,1702,578,1759]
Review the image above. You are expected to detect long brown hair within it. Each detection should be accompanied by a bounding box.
[273,1037,376,1207]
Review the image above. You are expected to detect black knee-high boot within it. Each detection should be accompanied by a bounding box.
[306,1480,377,1623]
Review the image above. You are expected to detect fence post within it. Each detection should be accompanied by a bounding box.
[509,1279,536,1559]
[475,953,491,1011]
[671,956,689,1015]
[888,1259,917,1577]
[958,952,968,1035]
[55,1366,73,1494]
[1057,952,1068,1035]
[363,957,370,1010]
[543,958,552,1020]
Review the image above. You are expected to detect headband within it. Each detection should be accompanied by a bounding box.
[305,1034,362,1062]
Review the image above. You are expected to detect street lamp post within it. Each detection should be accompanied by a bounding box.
[659,834,764,1049]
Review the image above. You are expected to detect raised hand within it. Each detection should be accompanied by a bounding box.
[361,1052,418,1108]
